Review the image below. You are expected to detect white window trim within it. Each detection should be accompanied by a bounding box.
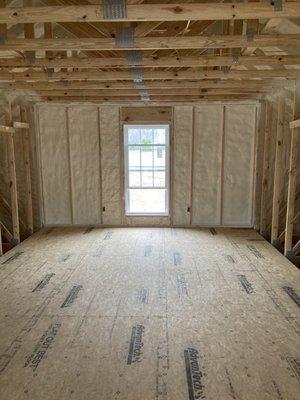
[124,124,170,216]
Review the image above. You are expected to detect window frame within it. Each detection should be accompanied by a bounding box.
[124,124,170,216]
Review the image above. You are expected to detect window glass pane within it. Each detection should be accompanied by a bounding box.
[154,170,165,187]
[128,146,140,167]
[153,146,165,167]
[141,146,153,168]
[129,171,140,187]
[141,170,153,187]
[129,189,166,213]
[154,129,166,144]
[128,128,140,144]
[141,128,153,145]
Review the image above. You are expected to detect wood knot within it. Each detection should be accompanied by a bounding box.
[173,6,183,13]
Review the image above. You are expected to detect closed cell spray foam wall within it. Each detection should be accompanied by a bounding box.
[35,103,258,227]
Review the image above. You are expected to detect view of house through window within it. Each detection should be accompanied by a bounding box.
[124,124,169,215]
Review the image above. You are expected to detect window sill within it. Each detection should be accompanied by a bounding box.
[125,213,169,217]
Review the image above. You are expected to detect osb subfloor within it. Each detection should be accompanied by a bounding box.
[0,227,299,400]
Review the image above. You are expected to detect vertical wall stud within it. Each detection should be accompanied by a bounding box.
[5,102,20,244]
[271,96,284,247]
[20,106,33,235]
[260,101,271,237]
[284,81,300,259]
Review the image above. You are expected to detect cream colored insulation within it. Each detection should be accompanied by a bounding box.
[34,102,258,228]
[172,106,193,226]
[222,105,256,226]
[38,105,72,225]
[192,105,223,226]
[99,106,122,225]
[68,106,102,225]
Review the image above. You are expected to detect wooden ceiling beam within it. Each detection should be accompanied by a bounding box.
[1,3,300,24]
[0,69,299,82]
[32,88,269,97]
[40,95,261,102]
[0,34,299,51]
[1,79,281,90]
[2,55,300,68]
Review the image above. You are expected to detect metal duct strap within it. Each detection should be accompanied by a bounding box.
[273,0,282,12]
[232,50,239,63]
[134,82,146,91]
[131,68,144,82]
[25,52,36,64]
[246,27,254,42]
[116,27,134,48]
[102,0,127,19]
[0,33,6,45]
[127,51,143,66]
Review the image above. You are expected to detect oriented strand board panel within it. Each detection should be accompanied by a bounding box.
[223,105,256,226]
[68,106,102,225]
[192,105,223,225]
[38,105,72,225]
[0,227,299,400]
[173,106,193,226]
[100,106,122,225]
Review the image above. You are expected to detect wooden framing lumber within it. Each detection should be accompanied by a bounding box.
[260,101,271,237]
[40,95,259,102]
[1,3,300,24]
[0,124,15,133]
[0,35,298,51]
[0,222,2,256]
[284,81,300,257]
[0,80,281,91]
[20,106,33,235]
[271,96,284,246]
[13,121,29,129]
[0,69,299,82]
[0,221,13,243]
[32,89,266,97]
[5,102,20,245]
[289,119,300,129]
[1,55,300,69]
[293,240,300,255]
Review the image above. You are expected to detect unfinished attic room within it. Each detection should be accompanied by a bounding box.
[1,1,300,400]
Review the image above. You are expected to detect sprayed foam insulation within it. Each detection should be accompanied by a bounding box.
[192,105,224,226]
[0,226,299,399]
[222,105,256,227]
[173,106,193,226]
[38,105,72,225]
[99,106,122,225]
[67,106,102,225]
[33,103,258,228]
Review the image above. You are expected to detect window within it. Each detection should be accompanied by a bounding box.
[124,124,169,215]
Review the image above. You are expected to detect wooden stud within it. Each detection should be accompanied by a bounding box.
[260,101,271,237]
[20,106,33,235]
[0,223,2,256]
[271,96,284,247]
[5,102,20,244]
[284,81,300,257]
